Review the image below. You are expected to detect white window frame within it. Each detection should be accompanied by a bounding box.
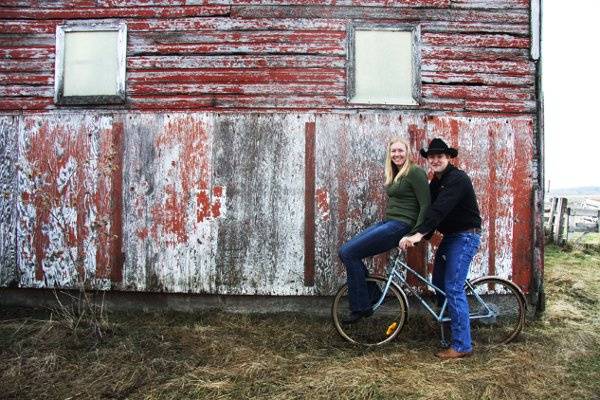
[54,20,127,106]
[347,23,421,107]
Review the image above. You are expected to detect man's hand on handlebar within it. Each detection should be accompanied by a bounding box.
[399,233,424,251]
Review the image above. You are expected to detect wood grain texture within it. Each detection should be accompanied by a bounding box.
[0,116,18,287]
[16,114,123,289]
[0,2,536,114]
[1,111,538,295]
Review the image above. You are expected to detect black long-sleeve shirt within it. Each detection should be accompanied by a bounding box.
[416,164,481,236]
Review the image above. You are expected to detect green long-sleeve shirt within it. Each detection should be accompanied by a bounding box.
[384,165,430,232]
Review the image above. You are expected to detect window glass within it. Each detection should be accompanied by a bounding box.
[350,29,417,105]
[54,22,126,105]
[63,31,119,97]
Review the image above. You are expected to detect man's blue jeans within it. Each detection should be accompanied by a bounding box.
[432,232,481,353]
[338,220,411,313]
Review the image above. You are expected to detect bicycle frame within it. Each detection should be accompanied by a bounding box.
[373,255,497,325]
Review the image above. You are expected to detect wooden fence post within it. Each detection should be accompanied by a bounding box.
[566,207,571,242]
[547,197,558,235]
[553,197,568,245]
[597,210,600,233]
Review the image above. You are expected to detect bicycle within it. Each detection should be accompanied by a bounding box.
[331,252,526,346]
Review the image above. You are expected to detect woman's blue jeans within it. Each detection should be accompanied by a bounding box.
[338,220,411,313]
[432,232,481,353]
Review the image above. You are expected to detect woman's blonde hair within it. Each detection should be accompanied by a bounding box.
[384,137,414,186]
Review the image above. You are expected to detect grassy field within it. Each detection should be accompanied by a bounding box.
[1,245,599,400]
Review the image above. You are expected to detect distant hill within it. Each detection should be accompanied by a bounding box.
[549,186,600,197]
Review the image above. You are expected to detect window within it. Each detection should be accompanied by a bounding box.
[348,25,420,106]
[54,21,127,105]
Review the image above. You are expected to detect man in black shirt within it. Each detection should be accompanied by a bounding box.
[400,138,482,359]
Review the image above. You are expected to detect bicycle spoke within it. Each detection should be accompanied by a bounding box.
[467,278,525,346]
[332,277,408,346]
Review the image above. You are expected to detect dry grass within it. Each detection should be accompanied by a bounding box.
[1,245,599,400]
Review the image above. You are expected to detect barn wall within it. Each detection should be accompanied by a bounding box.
[0,1,534,113]
[0,0,541,299]
[1,111,536,295]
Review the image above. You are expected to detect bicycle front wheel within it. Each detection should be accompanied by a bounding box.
[466,277,525,346]
[331,276,408,346]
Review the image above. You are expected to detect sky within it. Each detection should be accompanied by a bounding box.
[543,1,600,190]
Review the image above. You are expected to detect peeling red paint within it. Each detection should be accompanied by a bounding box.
[210,198,221,219]
[151,184,188,245]
[196,187,224,223]
[486,127,498,276]
[136,227,148,240]
[511,120,534,291]
[315,188,329,221]
[20,117,118,284]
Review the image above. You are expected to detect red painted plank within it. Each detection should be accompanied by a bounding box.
[127,68,345,85]
[127,55,346,69]
[0,73,52,85]
[108,122,124,283]
[0,97,53,110]
[0,46,54,59]
[0,20,56,34]
[129,30,346,45]
[225,0,450,5]
[486,128,497,276]
[0,6,229,19]
[0,17,347,34]
[464,100,536,113]
[422,59,535,75]
[127,17,347,32]
[511,119,535,292]
[423,33,530,48]
[422,84,532,101]
[421,46,529,62]
[0,60,55,73]
[95,0,449,5]
[421,21,528,35]
[129,94,345,109]
[128,41,345,56]
[0,34,54,47]
[0,0,96,7]
[128,82,344,96]
[450,0,529,9]
[422,71,534,87]
[231,6,529,24]
[304,121,316,287]
[0,85,53,97]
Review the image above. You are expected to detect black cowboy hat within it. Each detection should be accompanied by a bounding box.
[419,138,458,158]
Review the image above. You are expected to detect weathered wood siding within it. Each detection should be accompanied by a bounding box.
[1,111,536,295]
[0,116,18,287]
[0,1,542,298]
[0,1,534,113]
[15,114,123,289]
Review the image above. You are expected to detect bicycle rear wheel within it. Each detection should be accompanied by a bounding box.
[466,277,525,346]
[331,276,408,346]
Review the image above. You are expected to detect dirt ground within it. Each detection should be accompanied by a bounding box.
[1,244,599,400]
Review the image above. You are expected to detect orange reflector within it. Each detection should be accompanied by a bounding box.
[386,322,398,336]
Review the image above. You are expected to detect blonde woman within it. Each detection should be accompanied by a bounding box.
[338,138,430,324]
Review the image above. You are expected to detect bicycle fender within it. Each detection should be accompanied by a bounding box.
[470,276,527,310]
